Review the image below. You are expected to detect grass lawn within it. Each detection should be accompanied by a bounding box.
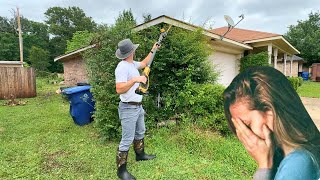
[0,78,256,179]
[297,81,320,98]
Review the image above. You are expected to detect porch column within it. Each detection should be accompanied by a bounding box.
[273,48,278,69]
[283,53,287,76]
[268,44,272,65]
[290,56,293,77]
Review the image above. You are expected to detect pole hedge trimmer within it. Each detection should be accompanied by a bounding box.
[135,25,172,95]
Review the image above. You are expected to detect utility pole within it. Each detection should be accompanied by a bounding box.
[17,7,23,67]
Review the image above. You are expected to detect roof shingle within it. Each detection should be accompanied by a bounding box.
[210,27,281,42]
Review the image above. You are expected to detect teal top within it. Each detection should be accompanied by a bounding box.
[275,149,319,180]
[253,149,320,180]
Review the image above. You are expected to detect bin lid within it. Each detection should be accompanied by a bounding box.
[62,85,91,95]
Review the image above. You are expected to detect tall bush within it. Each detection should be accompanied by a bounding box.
[175,83,229,134]
[85,10,136,140]
[29,46,50,71]
[86,10,224,140]
[240,52,269,72]
[287,77,303,91]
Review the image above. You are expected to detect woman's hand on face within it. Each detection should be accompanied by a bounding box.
[232,118,274,169]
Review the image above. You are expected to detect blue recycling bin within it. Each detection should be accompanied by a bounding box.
[62,86,95,126]
[301,72,309,81]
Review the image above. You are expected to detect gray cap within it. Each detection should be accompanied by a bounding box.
[115,39,139,59]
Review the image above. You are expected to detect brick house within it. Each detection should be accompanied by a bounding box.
[276,55,305,77]
[54,45,95,86]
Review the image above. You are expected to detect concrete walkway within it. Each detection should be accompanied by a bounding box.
[301,97,320,130]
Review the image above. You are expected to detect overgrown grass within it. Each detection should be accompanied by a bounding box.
[0,78,256,179]
[297,81,320,98]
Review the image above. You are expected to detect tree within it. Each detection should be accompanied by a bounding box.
[115,9,136,27]
[48,37,65,73]
[0,32,19,60]
[29,46,50,71]
[285,11,320,65]
[44,6,97,72]
[0,16,19,60]
[0,16,15,33]
[0,15,50,65]
[20,17,50,63]
[142,13,152,23]
[66,30,94,53]
[45,6,97,40]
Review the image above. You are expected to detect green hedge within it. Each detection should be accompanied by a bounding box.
[240,52,269,72]
[175,83,229,135]
[287,77,303,90]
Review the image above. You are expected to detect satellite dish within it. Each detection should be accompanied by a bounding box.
[220,14,245,40]
[224,15,235,27]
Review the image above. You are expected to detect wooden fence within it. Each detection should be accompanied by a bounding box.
[0,67,36,99]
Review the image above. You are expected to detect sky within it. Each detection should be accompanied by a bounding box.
[0,0,319,34]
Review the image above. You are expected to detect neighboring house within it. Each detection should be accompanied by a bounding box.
[133,15,300,86]
[276,55,305,77]
[0,61,23,68]
[54,45,95,86]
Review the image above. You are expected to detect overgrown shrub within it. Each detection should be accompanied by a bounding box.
[287,77,303,91]
[86,10,225,140]
[66,30,94,53]
[175,83,230,135]
[240,52,269,72]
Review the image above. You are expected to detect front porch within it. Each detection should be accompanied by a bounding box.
[244,36,301,77]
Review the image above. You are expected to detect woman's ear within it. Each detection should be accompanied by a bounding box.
[265,110,274,131]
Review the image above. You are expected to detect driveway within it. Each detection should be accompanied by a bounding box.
[300,97,320,130]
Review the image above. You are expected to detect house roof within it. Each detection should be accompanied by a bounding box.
[133,15,253,50]
[210,27,299,54]
[291,55,304,62]
[133,15,300,55]
[210,27,281,42]
[54,44,96,62]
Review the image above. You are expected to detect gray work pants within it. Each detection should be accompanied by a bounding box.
[118,102,146,151]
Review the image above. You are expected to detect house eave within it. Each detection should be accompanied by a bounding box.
[133,15,252,50]
[244,36,300,54]
[54,44,96,62]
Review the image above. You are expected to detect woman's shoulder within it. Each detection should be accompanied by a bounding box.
[275,149,319,180]
[285,149,315,161]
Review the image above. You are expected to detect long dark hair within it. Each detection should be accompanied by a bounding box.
[223,66,320,176]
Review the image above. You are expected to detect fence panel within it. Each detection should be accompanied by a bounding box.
[0,67,36,99]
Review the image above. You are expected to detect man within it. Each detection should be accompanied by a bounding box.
[115,38,159,180]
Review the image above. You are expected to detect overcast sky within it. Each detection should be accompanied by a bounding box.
[0,0,319,34]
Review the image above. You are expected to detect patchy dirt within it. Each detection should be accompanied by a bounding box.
[301,97,320,130]
[42,150,69,172]
[0,127,4,133]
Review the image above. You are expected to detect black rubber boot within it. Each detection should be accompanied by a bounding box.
[116,150,135,180]
[133,138,156,161]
